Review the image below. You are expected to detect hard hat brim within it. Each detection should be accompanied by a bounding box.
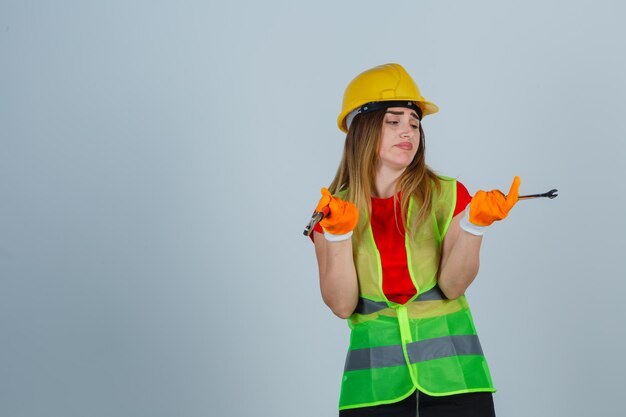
[338,99,439,133]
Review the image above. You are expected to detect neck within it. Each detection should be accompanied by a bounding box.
[374,165,405,198]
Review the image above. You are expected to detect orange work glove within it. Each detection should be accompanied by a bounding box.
[314,188,359,241]
[460,176,521,235]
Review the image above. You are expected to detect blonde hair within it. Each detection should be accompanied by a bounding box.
[328,109,442,237]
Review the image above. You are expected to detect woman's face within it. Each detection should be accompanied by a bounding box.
[378,107,421,171]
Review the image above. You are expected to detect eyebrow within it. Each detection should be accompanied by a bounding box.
[386,110,420,120]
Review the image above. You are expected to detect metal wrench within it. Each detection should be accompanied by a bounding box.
[517,188,558,200]
[303,207,330,237]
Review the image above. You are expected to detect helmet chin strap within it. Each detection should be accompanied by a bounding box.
[345,101,423,130]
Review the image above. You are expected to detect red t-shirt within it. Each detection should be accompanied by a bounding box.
[312,181,472,304]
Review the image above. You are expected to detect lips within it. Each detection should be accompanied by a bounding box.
[395,142,413,150]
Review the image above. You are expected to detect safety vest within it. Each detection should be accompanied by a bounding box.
[337,177,495,411]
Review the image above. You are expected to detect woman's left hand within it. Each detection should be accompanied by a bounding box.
[469,176,521,226]
[460,176,520,236]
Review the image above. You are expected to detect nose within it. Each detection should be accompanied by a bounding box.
[400,122,415,139]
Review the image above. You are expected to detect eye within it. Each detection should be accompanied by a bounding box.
[386,119,399,125]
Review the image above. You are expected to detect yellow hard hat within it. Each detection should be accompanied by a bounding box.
[337,63,439,133]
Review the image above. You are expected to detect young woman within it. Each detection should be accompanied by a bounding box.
[311,63,520,417]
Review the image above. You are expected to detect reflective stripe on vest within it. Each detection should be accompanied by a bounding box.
[344,334,484,372]
[354,285,447,315]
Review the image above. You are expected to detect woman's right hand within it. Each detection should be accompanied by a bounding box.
[315,188,359,239]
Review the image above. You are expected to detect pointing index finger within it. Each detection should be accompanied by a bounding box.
[506,176,521,205]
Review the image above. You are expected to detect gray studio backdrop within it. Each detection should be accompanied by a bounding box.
[1,1,625,416]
